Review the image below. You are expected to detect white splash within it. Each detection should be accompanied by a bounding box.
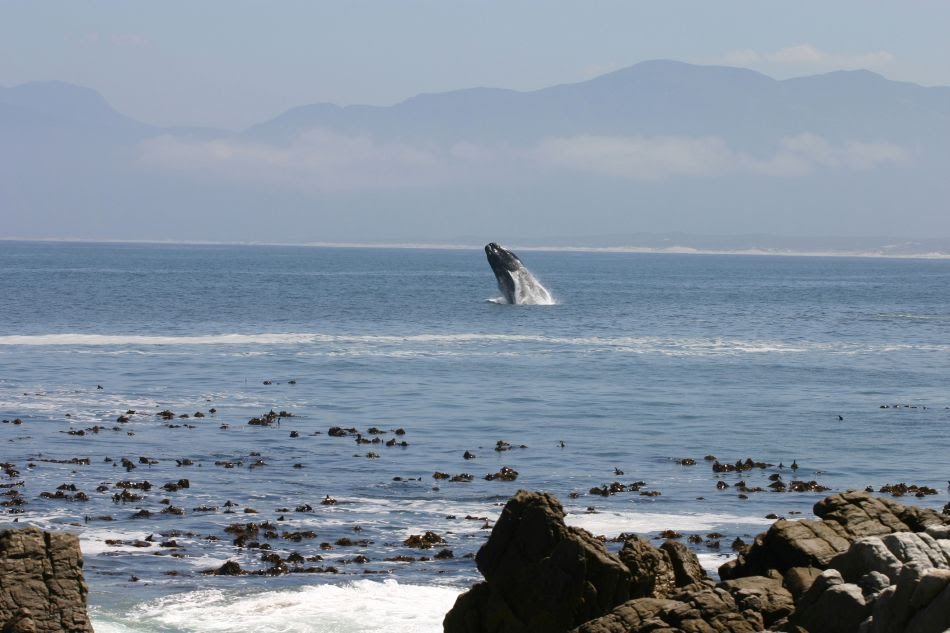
[91,580,462,633]
[506,268,555,305]
[564,510,773,536]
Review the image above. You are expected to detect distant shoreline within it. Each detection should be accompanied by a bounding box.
[2,237,950,260]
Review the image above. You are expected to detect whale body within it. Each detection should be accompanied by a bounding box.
[484,243,554,305]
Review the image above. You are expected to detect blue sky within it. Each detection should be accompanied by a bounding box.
[3,1,949,129]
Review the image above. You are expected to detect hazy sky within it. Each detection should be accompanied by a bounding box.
[3,1,949,130]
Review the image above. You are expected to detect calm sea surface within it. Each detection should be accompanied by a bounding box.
[1,241,948,632]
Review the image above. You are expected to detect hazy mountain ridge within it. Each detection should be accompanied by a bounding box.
[246,60,950,148]
[2,60,949,244]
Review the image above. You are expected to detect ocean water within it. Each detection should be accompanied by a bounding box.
[1,241,948,632]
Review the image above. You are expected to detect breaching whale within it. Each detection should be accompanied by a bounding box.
[484,243,554,305]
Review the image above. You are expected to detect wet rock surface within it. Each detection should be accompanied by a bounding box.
[0,527,93,633]
[444,490,950,633]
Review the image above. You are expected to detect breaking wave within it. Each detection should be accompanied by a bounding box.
[91,580,462,633]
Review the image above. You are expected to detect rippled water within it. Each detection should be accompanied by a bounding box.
[1,241,948,632]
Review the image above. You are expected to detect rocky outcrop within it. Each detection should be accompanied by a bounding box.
[0,527,93,633]
[791,531,950,633]
[443,490,634,633]
[720,491,948,580]
[445,490,950,633]
[869,567,950,633]
[444,491,770,633]
[574,576,797,633]
[573,581,764,633]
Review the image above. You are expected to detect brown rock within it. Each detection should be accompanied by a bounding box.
[567,598,684,633]
[900,568,950,633]
[721,491,950,580]
[783,566,823,601]
[719,575,794,628]
[447,490,950,633]
[0,528,93,633]
[830,534,950,633]
[618,536,676,598]
[830,532,950,584]
[1,608,36,633]
[443,490,632,633]
[659,540,707,588]
[792,569,871,633]
[572,582,761,633]
[791,534,950,633]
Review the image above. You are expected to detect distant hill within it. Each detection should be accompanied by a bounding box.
[245,60,950,149]
[2,60,949,245]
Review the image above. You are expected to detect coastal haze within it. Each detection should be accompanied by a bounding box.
[2,60,950,250]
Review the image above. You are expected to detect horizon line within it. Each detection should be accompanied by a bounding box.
[2,236,949,260]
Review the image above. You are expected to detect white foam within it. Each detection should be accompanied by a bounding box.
[79,528,157,556]
[92,580,462,633]
[564,510,772,536]
[697,552,736,577]
[508,268,556,305]
[0,333,318,346]
[285,496,501,536]
[2,332,946,357]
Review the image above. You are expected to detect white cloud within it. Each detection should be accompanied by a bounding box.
[715,44,894,71]
[141,129,451,191]
[533,133,908,180]
[776,133,909,171]
[533,135,737,180]
[139,130,909,191]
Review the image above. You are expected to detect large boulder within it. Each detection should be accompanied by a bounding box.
[831,532,950,584]
[869,566,950,633]
[792,569,872,633]
[0,527,93,633]
[720,491,950,580]
[444,491,789,633]
[443,490,633,633]
[791,530,950,633]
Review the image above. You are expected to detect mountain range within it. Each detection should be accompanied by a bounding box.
[2,60,949,248]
